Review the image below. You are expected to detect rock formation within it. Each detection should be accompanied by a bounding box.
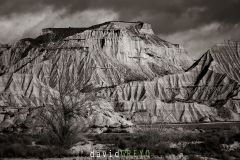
[0,21,239,133]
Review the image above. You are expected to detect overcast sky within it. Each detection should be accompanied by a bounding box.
[0,0,240,58]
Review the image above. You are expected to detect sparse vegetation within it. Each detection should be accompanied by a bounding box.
[37,58,95,148]
[0,123,240,158]
[90,124,240,159]
[0,134,68,158]
[0,57,95,158]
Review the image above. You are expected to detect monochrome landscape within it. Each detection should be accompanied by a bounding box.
[0,0,240,159]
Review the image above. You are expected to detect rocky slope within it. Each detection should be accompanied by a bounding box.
[101,41,240,123]
[0,21,239,133]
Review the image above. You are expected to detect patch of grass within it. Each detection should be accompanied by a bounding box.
[188,155,202,160]
[1,123,240,158]
[229,149,240,158]
[92,130,181,156]
[182,127,240,159]
[91,125,240,158]
[0,133,70,158]
[0,134,33,145]
[0,143,68,158]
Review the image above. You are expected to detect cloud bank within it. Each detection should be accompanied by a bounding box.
[0,0,240,57]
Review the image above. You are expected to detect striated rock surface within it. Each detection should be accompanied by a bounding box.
[98,41,240,123]
[0,21,239,133]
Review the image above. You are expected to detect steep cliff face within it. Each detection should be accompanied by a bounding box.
[97,41,240,123]
[0,21,239,133]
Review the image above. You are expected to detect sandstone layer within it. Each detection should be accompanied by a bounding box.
[0,21,239,132]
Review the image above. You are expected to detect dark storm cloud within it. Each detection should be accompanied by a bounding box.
[1,0,240,58]
[1,0,240,34]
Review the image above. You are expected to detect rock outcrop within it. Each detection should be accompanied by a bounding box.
[102,41,240,123]
[0,21,239,133]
